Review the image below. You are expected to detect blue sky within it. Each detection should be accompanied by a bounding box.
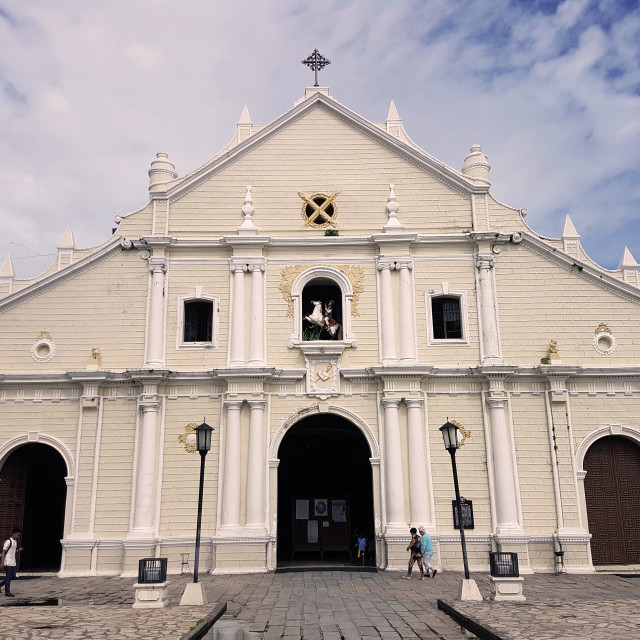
[1,0,639,277]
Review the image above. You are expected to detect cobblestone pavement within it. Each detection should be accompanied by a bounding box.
[446,572,640,640]
[0,570,638,639]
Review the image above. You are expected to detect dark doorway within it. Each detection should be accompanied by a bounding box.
[584,436,640,565]
[277,414,375,566]
[0,444,67,571]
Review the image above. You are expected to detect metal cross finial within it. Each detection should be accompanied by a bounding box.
[302,49,331,87]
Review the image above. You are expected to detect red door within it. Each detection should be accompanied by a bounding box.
[584,436,640,565]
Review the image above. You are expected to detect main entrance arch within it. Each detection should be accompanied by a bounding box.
[584,435,640,565]
[276,413,375,565]
[0,443,67,571]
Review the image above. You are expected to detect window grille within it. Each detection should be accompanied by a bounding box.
[432,297,462,339]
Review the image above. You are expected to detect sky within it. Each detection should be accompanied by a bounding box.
[1,0,639,278]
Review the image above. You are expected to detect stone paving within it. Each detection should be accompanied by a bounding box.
[446,573,640,640]
[0,569,638,639]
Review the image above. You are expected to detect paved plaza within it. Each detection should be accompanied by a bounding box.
[0,569,638,639]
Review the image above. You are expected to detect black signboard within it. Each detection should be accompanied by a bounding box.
[452,498,474,530]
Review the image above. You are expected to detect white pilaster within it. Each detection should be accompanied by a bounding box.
[229,265,246,365]
[248,264,265,365]
[378,262,397,364]
[382,398,405,530]
[486,396,521,533]
[221,400,243,530]
[397,261,416,361]
[145,259,166,368]
[405,398,430,526]
[131,400,160,536]
[245,400,267,530]
[476,254,502,364]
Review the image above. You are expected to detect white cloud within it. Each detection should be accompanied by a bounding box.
[0,0,639,278]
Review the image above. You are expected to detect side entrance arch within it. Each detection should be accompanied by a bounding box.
[276,414,375,565]
[584,435,640,565]
[0,443,67,571]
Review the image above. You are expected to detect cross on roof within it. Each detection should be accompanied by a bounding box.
[302,49,331,87]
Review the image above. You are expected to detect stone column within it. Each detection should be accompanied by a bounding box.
[145,259,166,368]
[486,396,521,533]
[382,398,405,529]
[248,264,265,365]
[397,261,416,362]
[245,400,267,529]
[221,400,243,529]
[131,400,160,535]
[229,265,246,366]
[405,398,430,526]
[476,254,502,364]
[378,262,397,364]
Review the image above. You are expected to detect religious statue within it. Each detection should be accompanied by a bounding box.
[303,299,342,340]
[548,339,560,360]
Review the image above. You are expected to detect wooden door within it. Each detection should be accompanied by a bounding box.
[584,436,640,565]
[0,448,27,548]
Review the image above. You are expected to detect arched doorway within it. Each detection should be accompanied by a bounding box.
[584,436,640,565]
[0,444,67,571]
[277,414,375,566]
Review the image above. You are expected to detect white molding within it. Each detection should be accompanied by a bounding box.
[425,289,470,346]
[0,432,75,477]
[576,424,640,471]
[175,292,220,350]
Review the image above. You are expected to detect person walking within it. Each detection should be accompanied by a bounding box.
[402,527,425,580]
[418,526,437,578]
[0,529,23,597]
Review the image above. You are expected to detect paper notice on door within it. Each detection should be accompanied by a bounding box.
[332,499,347,522]
[296,499,309,520]
[307,519,319,543]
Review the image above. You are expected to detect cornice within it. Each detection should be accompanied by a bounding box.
[0,238,129,313]
[521,233,640,303]
[153,93,488,204]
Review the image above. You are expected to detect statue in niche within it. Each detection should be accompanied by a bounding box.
[303,299,342,340]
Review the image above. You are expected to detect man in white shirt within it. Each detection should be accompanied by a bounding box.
[0,529,22,597]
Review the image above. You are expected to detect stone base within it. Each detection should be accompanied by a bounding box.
[180,581,208,606]
[132,581,169,608]
[458,578,483,601]
[490,576,526,602]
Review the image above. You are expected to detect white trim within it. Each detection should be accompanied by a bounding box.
[425,289,470,345]
[0,432,75,477]
[576,424,640,471]
[176,292,220,350]
[288,266,357,348]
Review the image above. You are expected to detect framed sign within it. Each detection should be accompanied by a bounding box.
[314,499,328,517]
[452,499,474,530]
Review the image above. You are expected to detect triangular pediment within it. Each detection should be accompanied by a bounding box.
[157,92,488,203]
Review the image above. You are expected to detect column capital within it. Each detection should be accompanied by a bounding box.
[475,254,495,271]
[230,264,247,274]
[148,258,167,274]
[139,400,160,413]
[247,399,267,409]
[381,397,401,408]
[249,263,266,273]
[404,397,423,409]
[377,261,394,271]
[486,395,507,409]
[395,260,413,271]
[225,399,244,409]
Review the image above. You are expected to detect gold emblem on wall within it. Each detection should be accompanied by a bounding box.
[451,419,471,447]
[299,192,339,227]
[279,265,364,316]
[178,423,198,453]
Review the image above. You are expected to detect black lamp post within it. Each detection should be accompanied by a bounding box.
[193,419,213,584]
[440,420,471,580]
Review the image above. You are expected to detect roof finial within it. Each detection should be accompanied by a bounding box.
[302,49,331,87]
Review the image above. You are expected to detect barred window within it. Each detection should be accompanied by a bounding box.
[432,297,462,340]
[184,300,213,343]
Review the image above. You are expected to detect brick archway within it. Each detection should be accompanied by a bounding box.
[584,436,640,565]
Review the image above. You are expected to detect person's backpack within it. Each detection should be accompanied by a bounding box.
[411,536,422,553]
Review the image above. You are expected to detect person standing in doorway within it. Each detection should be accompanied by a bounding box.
[402,527,424,580]
[418,526,437,578]
[0,529,23,597]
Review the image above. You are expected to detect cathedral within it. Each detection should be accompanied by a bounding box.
[1,75,639,577]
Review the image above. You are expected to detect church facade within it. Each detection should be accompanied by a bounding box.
[1,85,639,577]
